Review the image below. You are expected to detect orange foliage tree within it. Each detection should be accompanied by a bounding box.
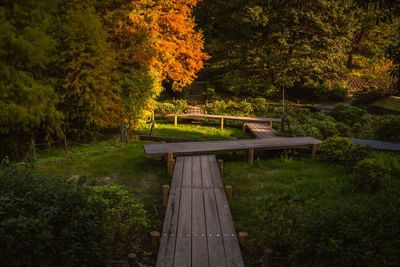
[112,0,209,90]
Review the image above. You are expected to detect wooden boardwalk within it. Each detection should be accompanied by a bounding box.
[157,155,244,267]
[245,122,277,138]
[167,113,281,129]
[144,137,322,163]
[352,138,400,151]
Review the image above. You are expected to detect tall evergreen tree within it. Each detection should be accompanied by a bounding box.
[0,0,62,158]
[59,0,122,139]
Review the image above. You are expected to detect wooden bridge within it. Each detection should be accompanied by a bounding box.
[157,155,244,267]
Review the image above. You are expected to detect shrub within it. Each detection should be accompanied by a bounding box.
[238,100,253,115]
[206,99,228,114]
[0,167,150,266]
[252,97,269,114]
[297,195,400,266]
[330,103,368,126]
[155,100,188,117]
[374,115,400,143]
[353,158,388,192]
[92,184,149,258]
[319,137,370,168]
[0,167,108,266]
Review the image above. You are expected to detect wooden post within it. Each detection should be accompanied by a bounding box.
[31,139,37,160]
[267,120,272,128]
[238,232,248,247]
[174,115,178,126]
[150,231,160,254]
[217,159,224,175]
[262,248,273,267]
[220,118,224,130]
[64,132,69,155]
[242,123,247,133]
[312,144,318,159]
[224,185,232,204]
[167,159,175,177]
[128,253,138,267]
[248,148,254,165]
[162,185,170,209]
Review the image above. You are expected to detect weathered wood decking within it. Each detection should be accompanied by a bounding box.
[245,122,277,139]
[144,137,321,156]
[157,155,244,267]
[166,113,281,129]
[352,138,400,151]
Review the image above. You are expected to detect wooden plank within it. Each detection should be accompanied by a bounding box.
[166,113,281,123]
[352,138,400,151]
[209,155,244,267]
[144,137,322,156]
[174,157,192,266]
[246,123,277,139]
[201,156,227,267]
[191,156,209,266]
[157,157,185,267]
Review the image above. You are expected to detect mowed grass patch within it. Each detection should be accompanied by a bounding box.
[223,156,353,266]
[140,121,251,140]
[34,141,169,227]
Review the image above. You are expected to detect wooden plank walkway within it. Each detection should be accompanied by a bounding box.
[245,122,277,138]
[166,113,281,129]
[157,155,244,267]
[144,137,321,161]
[352,138,400,151]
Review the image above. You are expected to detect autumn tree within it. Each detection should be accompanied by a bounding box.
[104,0,208,128]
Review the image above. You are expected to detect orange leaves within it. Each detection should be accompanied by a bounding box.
[123,0,209,90]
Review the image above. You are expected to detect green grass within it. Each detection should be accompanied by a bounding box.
[223,156,353,265]
[139,121,251,140]
[34,141,168,228]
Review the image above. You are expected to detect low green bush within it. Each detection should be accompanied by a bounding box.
[297,194,400,266]
[0,166,149,266]
[155,100,188,117]
[330,103,368,127]
[252,97,269,114]
[319,137,370,168]
[374,115,400,143]
[353,158,388,192]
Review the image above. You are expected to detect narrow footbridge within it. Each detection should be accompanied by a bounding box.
[157,155,244,267]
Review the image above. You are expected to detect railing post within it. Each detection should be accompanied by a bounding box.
[248,148,254,165]
[128,253,138,267]
[218,159,224,175]
[312,144,318,159]
[262,248,273,267]
[224,185,232,204]
[174,115,178,126]
[162,185,170,209]
[150,231,160,254]
[220,118,224,130]
[238,232,248,247]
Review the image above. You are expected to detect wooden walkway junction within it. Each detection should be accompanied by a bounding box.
[157,155,244,267]
[166,113,281,129]
[352,138,400,151]
[144,137,322,164]
[245,122,277,139]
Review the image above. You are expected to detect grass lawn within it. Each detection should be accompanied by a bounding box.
[139,121,251,140]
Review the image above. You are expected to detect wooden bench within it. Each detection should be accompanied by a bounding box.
[166,114,281,129]
[157,155,244,267]
[144,137,322,165]
[245,122,277,139]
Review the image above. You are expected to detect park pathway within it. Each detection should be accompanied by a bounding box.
[157,155,244,267]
